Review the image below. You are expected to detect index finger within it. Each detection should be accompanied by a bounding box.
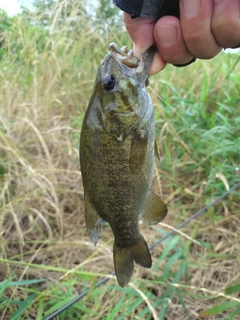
[123,13,155,54]
[124,13,166,74]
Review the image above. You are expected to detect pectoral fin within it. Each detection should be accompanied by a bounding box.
[84,193,103,246]
[129,129,148,173]
[141,191,168,225]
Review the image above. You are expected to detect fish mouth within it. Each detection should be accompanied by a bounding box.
[108,42,155,74]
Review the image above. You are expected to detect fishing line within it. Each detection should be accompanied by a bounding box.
[44,181,240,320]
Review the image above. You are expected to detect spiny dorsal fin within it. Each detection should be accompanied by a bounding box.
[141,191,168,226]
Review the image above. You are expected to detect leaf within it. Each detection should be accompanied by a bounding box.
[0,279,10,295]
[156,236,181,264]
[176,288,189,316]
[163,250,182,282]
[162,262,186,299]
[200,72,208,102]
[44,296,75,316]
[199,301,240,317]
[0,23,15,33]
[227,307,240,320]
[10,293,37,320]
[106,295,129,320]
[225,284,240,295]
[207,253,236,260]
[0,165,4,176]
[0,279,45,288]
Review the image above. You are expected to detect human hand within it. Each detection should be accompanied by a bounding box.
[124,0,240,75]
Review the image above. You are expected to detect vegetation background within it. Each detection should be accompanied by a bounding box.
[0,0,239,319]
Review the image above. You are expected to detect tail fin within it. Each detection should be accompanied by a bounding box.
[113,236,152,287]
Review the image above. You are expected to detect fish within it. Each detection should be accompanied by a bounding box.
[80,43,168,287]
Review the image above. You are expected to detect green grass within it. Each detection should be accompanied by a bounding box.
[0,2,240,319]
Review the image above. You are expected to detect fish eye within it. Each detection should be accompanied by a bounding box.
[102,75,116,91]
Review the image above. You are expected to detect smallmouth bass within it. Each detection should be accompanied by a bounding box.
[80,43,167,287]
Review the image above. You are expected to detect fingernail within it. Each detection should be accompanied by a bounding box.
[182,0,201,18]
[157,25,177,47]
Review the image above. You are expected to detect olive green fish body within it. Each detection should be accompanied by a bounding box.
[80,44,167,287]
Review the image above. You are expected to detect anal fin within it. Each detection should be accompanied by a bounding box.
[84,193,103,246]
[141,191,168,226]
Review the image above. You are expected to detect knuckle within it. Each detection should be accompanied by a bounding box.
[186,43,220,59]
[182,30,202,43]
[164,53,192,65]
[212,25,240,48]
[211,10,240,47]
